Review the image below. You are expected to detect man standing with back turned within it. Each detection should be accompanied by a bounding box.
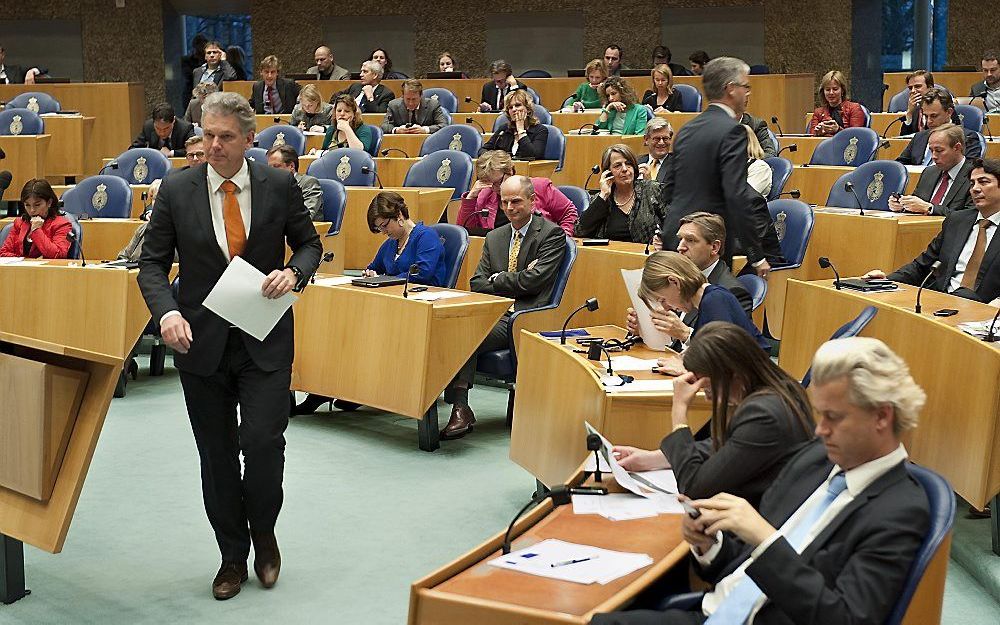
[138,91,322,600]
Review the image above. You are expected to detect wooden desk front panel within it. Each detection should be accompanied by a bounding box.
[39,116,98,178]
[0,135,49,194]
[779,280,1000,507]
[787,165,920,206]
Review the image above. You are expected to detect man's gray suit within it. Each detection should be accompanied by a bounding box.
[911,158,975,216]
[380,96,449,135]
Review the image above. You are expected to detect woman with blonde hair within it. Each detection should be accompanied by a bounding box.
[641,64,682,112]
[570,58,607,111]
[480,88,548,159]
[744,124,773,196]
[321,94,373,152]
[290,84,334,132]
[596,76,648,135]
[808,69,866,136]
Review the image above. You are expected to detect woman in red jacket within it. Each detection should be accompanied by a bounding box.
[809,70,867,136]
[0,179,72,258]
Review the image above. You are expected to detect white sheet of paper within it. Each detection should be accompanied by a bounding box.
[584,422,653,498]
[602,378,675,393]
[408,291,468,302]
[609,355,661,371]
[312,275,354,286]
[621,268,671,351]
[631,469,678,494]
[487,538,653,585]
[202,256,298,341]
[572,493,661,521]
[0,257,25,264]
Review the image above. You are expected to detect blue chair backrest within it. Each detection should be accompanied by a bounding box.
[767,199,814,268]
[808,127,880,166]
[548,236,578,309]
[256,124,305,154]
[424,88,458,113]
[519,70,551,78]
[673,84,702,112]
[543,124,566,171]
[245,147,269,163]
[955,104,984,133]
[748,64,770,75]
[0,223,11,247]
[801,306,877,387]
[525,87,541,105]
[428,223,469,289]
[969,131,986,159]
[402,149,474,200]
[419,125,482,159]
[885,464,956,625]
[763,157,793,201]
[767,128,779,153]
[61,175,133,219]
[493,104,552,131]
[193,126,204,137]
[110,148,172,184]
[306,148,376,186]
[366,124,383,157]
[6,92,60,114]
[825,160,908,212]
[859,103,872,128]
[888,89,910,113]
[642,105,656,121]
[0,108,44,135]
[59,210,83,259]
[316,179,347,233]
[558,185,590,215]
[737,274,767,312]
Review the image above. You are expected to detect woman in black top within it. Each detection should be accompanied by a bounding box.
[479,88,548,160]
[576,143,666,243]
[641,64,682,112]
[613,322,815,507]
[370,48,407,80]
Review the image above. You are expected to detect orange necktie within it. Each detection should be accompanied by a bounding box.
[221,180,246,259]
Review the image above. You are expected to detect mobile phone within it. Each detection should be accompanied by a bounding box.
[408,286,428,293]
[890,192,901,200]
[680,499,701,519]
[933,308,958,317]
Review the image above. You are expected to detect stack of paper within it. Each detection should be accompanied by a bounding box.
[312,275,354,286]
[408,291,468,302]
[958,319,1000,339]
[488,539,653,584]
[609,355,661,371]
[571,492,682,519]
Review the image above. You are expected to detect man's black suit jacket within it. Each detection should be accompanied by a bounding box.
[138,160,322,377]
[697,440,929,625]
[638,153,670,184]
[888,208,1000,302]
[336,83,395,114]
[250,77,301,115]
[895,126,983,165]
[1,64,29,84]
[480,81,527,112]
[131,117,197,157]
[912,158,976,216]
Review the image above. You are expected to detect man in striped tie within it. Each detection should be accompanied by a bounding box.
[593,337,931,624]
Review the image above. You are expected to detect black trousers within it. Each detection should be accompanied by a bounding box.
[590,609,705,624]
[451,314,510,389]
[178,329,291,562]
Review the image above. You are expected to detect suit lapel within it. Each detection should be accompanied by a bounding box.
[246,160,268,250]
[517,215,540,269]
[192,166,229,267]
[977,216,1000,284]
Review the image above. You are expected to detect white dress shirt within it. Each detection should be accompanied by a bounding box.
[697,444,909,623]
[949,210,1000,293]
[709,102,738,119]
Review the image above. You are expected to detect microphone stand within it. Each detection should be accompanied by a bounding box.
[381,148,410,158]
[464,117,487,134]
[307,251,337,286]
[460,207,490,230]
[501,484,607,554]
[777,144,797,156]
[587,342,635,383]
[402,263,420,298]
[865,139,890,163]
[770,116,785,137]
[576,123,600,136]
[985,305,1000,343]
[818,256,842,289]
[779,190,801,199]
[67,230,86,267]
[882,115,906,140]
[583,165,599,191]
[361,165,384,189]
[560,298,599,344]
[914,261,941,313]
[844,181,866,216]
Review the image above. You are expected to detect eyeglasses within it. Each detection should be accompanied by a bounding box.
[650,136,673,143]
[374,219,392,233]
[186,150,206,161]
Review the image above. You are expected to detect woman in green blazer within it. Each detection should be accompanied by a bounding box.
[570,58,608,111]
[595,76,649,135]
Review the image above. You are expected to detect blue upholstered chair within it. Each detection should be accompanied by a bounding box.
[419,125,482,159]
[366,124,384,157]
[306,148,376,186]
[673,84,703,112]
[887,89,910,113]
[475,236,578,422]
[256,124,306,154]
[767,128,779,153]
[402,150,473,201]
[59,211,83,260]
[557,185,590,215]
[518,70,551,78]
[525,87,541,105]
[808,127,880,166]
[543,124,566,171]
[0,108,44,135]
[428,223,469,289]
[0,223,12,247]
[801,306,877,387]
[193,126,204,137]
[108,148,172,184]
[6,92,61,113]
[492,104,552,130]
[767,199,814,270]
[737,274,767,313]
[969,131,986,159]
[825,160,908,212]
[955,104,984,133]
[424,88,458,113]
[763,157,793,201]
[244,147,269,163]
[61,175,133,219]
[859,103,872,128]
[316,179,347,234]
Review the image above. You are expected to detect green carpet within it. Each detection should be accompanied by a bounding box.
[2,360,998,624]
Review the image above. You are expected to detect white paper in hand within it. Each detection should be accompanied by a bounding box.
[202,256,298,341]
[621,268,672,351]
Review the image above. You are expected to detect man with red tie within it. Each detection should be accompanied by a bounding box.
[250,55,300,115]
[138,91,321,600]
[889,123,975,216]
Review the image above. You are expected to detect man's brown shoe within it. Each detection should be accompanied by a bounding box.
[252,532,281,588]
[441,404,476,440]
[212,561,248,600]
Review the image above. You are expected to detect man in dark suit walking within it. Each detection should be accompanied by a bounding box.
[131,103,197,157]
[637,118,673,184]
[593,337,930,624]
[889,124,975,216]
[138,91,322,600]
[660,57,775,278]
[250,55,300,115]
[380,79,449,135]
[441,175,567,439]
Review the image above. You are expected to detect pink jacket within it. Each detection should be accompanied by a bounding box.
[457,177,577,236]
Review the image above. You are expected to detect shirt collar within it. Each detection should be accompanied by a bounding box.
[978,210,1000,227]
[709,102,737,119]
[946,157,966,182]
[829,443,908,497]
[702,259,720,278]
[207,158,251,194]
[511,217,532,240]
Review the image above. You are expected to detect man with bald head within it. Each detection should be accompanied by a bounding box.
[440,175,567,440]
[306,45,349,80]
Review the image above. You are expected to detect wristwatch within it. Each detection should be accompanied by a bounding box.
[285,264,306,291]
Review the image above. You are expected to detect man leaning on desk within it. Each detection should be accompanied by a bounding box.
[593,337,930,625]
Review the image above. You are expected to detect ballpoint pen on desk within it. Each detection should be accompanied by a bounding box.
[550,556,598,568]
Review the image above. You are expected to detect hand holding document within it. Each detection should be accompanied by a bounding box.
[621,268,672,350]
[203,256,298,341]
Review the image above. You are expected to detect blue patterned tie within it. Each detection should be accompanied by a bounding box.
[705,473,848,624]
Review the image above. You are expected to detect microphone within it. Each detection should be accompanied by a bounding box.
[818,256,841,289]
[881,115,906,139]
[844,181,866,216]
[770,116,785,136]
[361,165,384,189]
[586,433,603,482]
[644,226,660,255]
[460,207,490,229]
[914,260,941,314]
[0,147,6,159]
[777,144,797,156]
[866,139,890,163]
[464,117,487,134]
[0,171,12,200]
[587,341,635,383]
[381,148,410,158]
[100,160,120,175]
[985,305,1000,343]
[308,251,337,285]
[272,116,281,124]
[67,229,86,267]
[501,484,608,554]
[560,297,599,344]
[583,164,600,190]
[252,139,260,147]
[402,263,420,298]
[779,189,801,199]
[984,116,995,141]
[576,122,600,136]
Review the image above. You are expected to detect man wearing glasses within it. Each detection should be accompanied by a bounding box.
[638,118,673,183]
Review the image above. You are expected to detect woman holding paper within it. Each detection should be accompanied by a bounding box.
[612,321,814,506]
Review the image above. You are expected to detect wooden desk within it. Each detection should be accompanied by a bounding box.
[787,165,920,206]
[342,187,453,268]
[37,115,98,180]
[552,135,646,188]
[0,83,145,176]
[779,280,1000,513]
[510,326,711,488]
[883,72,983,108]
[291,281,510,451]
[0,134,50,196]
[761,208,942,339]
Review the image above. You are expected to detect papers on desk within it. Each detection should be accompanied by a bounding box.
[957,319,1000,339]
[621,269,671,351]
[488,539,653,585]
[0,258,46,265]
[609,355,660,371]
[312,275,354,286]
[408,290,468,302]
[572,491,684,519]
[202,256,298,341]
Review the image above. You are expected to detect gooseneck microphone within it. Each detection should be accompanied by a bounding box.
[402,263,420,298]
[818,256,842,289]
[361,165,384,189]
[844,181,866,216]
[586,433,603,482]
[777,144,797,156]
[866,139,890,163]
[560,297,599,344]
[881,115,906,140]
[583,164,600,191]
[985,305,1000,343]
[587,341,635,383]
[67,230,86,267]
[770,116,784,137]
[460,207,490,229]
[779,189,801,199]
[576,123,600,136]
[464,117,487,134]
[914,261,941,314]
[308,251,337,285]
[381,148,410,158]
[501,484,608,554]
[984,116,995,142]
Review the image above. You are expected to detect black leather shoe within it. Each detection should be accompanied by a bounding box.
[252,532,281,589]
[293,394,332,415]
[440,404,476,440]
[969,504,991,519]
[212,561,248,600]
[333,399,361,411]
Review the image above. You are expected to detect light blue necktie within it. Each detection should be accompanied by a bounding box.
[705,473,848,625]
[922,147,933,166]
